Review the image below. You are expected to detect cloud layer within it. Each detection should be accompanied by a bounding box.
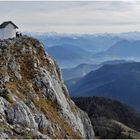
[0,1,140,33]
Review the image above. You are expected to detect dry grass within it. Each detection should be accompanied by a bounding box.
[5,82,26,100]
[1,37,82,139]
[33,99,82,139]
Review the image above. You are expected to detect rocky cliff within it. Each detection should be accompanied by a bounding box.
[0,36,94,139]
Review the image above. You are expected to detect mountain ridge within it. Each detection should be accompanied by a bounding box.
[73,96,140,139]
[69,62,140,110]
[62,60,130,80]
[0,36,94,139]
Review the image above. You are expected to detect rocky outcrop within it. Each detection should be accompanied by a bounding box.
[0,36,94,139]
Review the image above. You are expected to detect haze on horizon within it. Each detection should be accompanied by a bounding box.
[1,1,140,34]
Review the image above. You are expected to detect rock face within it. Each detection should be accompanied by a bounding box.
[0,36,94,139]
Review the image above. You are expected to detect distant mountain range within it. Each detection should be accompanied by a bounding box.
[107,40,140,57]
[73,96,140,139]
[93,40,140,60]
[29,32,121,52]
[29,32,125,67]
[28,32,140,68]
[47,44,92,68]
[62,60,130,80]
[112,31,140,41]
[68,62,140,110]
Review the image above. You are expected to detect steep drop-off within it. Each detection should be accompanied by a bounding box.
[0,36,94,139]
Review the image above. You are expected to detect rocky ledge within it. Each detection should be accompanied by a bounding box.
[0,36,94,139]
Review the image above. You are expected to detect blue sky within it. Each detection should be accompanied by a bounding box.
[0,1,140,33]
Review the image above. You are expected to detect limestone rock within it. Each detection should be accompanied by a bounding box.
[0,36,94,139]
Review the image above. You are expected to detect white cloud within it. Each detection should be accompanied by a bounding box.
[0,1,140,33]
